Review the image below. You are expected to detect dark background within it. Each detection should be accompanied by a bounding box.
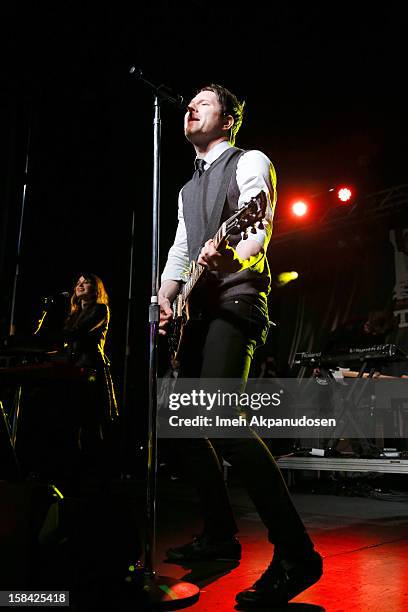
[1,3,406,467]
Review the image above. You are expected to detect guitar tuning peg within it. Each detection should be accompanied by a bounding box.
[242,229,248,240]
[257,220,265,229]
[250,226,257,234]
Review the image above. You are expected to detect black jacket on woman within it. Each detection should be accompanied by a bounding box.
[63,302,118,424]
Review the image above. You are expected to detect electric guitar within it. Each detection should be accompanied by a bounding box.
[168,191,267,365]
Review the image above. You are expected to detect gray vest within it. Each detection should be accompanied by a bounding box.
[182,147,270,305]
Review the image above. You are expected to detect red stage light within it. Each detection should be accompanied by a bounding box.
[337,187,352,203]
[291,200,308,217]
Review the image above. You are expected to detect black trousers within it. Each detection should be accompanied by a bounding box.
[173,297,314,558]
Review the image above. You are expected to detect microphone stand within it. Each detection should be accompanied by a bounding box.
[7,127,31,462]
[129,68,200,607]
[122,209,135,414]
[9,126,31,336]
[33,298,52,336]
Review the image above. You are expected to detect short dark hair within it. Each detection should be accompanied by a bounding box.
[198,84,245,146]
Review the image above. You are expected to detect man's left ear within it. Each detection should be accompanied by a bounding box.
[223,115,234,131]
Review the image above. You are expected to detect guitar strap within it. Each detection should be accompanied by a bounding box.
[195,148,246,260]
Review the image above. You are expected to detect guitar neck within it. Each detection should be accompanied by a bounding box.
[181,223,226,303]
[212,224,225,250]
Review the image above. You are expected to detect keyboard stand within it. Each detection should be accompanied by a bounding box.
[324,360,380,456]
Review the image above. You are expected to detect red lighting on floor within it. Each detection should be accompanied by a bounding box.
[337,187,352,203]
[291,201,308,217]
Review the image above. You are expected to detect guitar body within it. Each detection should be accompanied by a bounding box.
[168,293,190,367]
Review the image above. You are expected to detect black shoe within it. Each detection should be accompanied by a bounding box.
[166,535,241,562]
[235,550,323,607]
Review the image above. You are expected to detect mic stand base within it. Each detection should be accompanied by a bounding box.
[129,565,200,609]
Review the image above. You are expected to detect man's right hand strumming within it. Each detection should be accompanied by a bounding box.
[158,280,180,336]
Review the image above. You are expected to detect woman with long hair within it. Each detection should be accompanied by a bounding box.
[63,272,118,460]
[65,273,110,365]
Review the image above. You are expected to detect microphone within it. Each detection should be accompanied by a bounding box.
[41,291,70,305]
[129,67,186,110]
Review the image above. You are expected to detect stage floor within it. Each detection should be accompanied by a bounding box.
[151,477,408,611]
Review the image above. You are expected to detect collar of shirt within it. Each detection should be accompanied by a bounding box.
[194,140,232,172]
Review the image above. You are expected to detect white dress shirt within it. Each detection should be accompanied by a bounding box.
[161,141,276,282]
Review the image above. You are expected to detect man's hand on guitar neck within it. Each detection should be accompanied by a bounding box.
[158,280,180,336]
[198,239,264,273]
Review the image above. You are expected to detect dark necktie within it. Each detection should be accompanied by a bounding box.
[194,158,206,176]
